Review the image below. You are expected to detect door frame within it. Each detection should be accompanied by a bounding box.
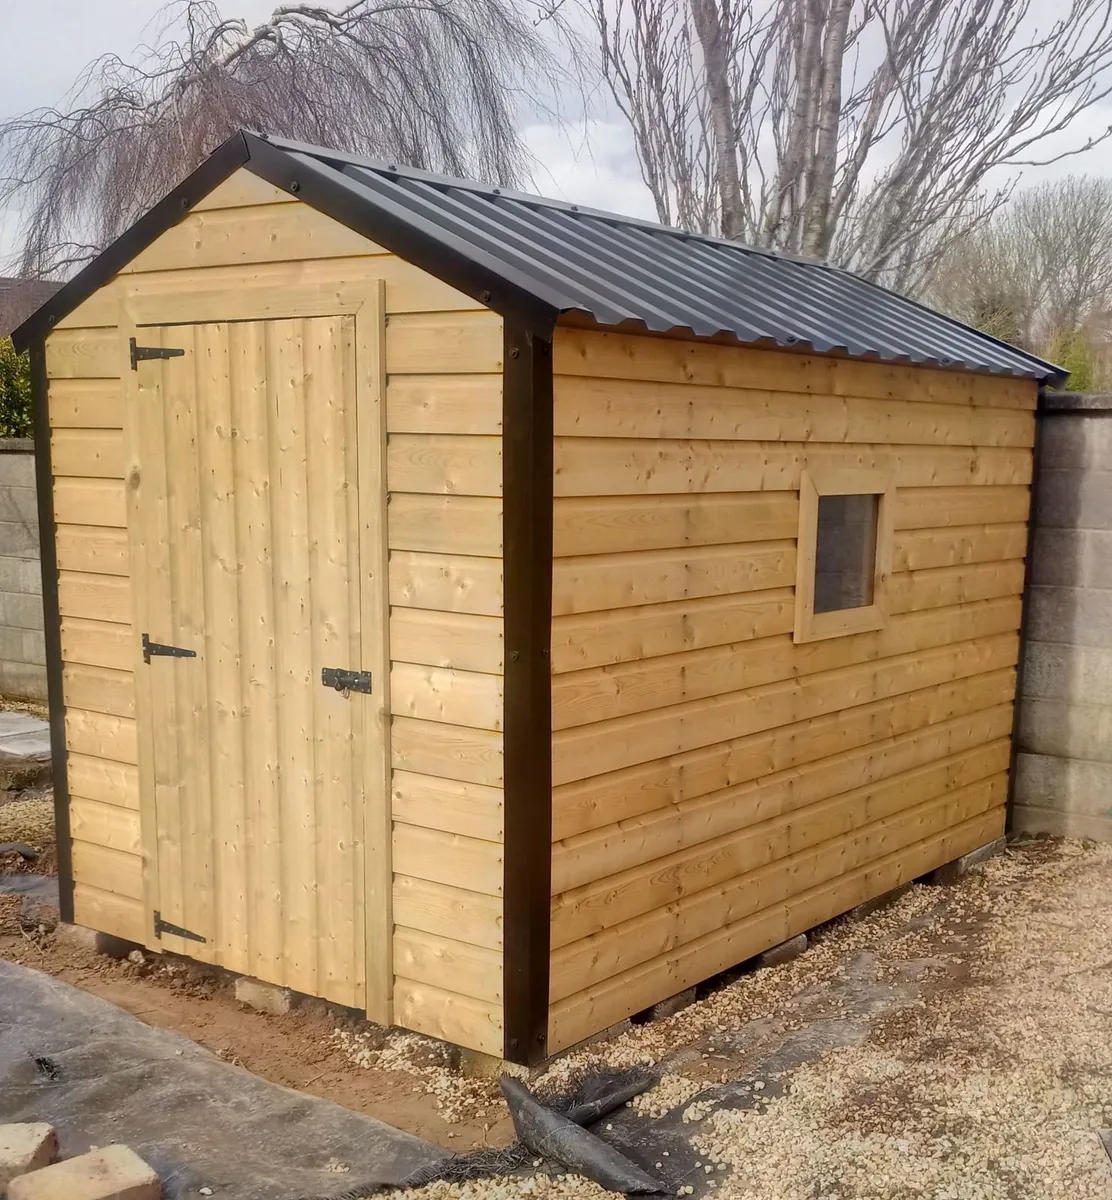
[119,280,394,1024]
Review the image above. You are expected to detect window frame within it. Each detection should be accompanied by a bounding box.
[793,467,894,644]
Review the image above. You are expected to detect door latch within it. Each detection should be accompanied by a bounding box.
[321,668,372,694]
[130,337,185,370]
[142,633,197,664]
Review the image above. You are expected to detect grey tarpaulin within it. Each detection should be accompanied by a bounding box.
[501,1078,675,1195]
[0,960,445,1199]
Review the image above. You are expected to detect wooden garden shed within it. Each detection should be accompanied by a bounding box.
[13,130,1064,1065]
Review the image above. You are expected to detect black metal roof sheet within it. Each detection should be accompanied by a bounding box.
[13,131,1065,384]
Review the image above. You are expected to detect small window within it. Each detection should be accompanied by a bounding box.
[795,469,893,643]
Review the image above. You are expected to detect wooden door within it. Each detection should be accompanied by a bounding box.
[130,317,379,1009]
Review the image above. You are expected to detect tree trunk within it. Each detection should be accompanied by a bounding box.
[800,0,853,258]
[689,0,745,240]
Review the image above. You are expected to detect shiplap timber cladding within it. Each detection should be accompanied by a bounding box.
[546,327,1037,1053]
[44,168,506,1055]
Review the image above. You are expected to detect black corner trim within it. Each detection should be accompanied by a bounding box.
[11,133,252,352]
[1006,385,1044,824]
[502,322,554,1065]
[31,340,73,922]
[239,134,559,337]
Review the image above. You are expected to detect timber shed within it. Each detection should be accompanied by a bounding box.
[13,130,1064,1065]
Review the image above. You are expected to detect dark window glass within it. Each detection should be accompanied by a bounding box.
[814,493,879,614]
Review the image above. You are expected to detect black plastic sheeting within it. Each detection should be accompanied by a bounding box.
[502,1077,675,1195]
[0,960,443,1199]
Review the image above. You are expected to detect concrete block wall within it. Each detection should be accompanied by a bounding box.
[0,441,45,701]
[1015,393,1112,840]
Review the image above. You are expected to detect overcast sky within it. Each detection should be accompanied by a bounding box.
[3,0,1112,264]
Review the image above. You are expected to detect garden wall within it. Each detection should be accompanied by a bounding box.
[0,439,45,700]
[1015,392,1112,840]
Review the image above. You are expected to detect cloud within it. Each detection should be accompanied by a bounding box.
[522,119,657,219]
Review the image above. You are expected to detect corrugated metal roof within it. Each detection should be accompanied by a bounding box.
[13,131,1064,383]
[269,135,1063,383]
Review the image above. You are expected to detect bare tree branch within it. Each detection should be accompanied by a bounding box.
[1,0,570,278]
[589,0,1112,291]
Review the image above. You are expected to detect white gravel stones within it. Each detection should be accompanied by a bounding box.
[631,1075,707,1118]
[331,1029,500,1124]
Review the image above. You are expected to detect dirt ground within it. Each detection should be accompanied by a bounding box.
[4,784,1112,1198]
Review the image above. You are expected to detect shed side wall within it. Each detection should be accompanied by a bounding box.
[44,168,505,1054]
[547,327,1036,1052]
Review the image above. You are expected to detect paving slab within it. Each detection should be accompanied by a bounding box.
[0,960,446,1200]
[0,713,51,790]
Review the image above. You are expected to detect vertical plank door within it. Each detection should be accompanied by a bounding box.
[129,317,381,1009]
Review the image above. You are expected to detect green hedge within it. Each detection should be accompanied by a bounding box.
[0,338,31,439]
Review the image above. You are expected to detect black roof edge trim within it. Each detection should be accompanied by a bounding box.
[11,132,252,352]
[240,134,560,336]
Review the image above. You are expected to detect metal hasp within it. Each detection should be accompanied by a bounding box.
[153,910,207,943]
[142,633,197,664]
[321,667,372,693]
[130,336,184,371]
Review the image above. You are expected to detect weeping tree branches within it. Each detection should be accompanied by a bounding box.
[592,0,1112,292]
[1,0,566,278]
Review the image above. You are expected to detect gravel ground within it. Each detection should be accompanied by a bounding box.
[389,838,1112,1200]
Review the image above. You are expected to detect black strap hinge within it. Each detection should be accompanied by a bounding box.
[153,911,206,943]
[130,337,185,370]
[321,667,372,694]
[142,633,197,664]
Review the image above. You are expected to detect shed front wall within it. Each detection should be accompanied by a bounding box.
[547,327,1036,1052]
[43,168,506,1055]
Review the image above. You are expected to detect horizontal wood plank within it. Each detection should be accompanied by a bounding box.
[71,883,145,943]
[553,492,798,556]
[387,375,502,435]
[48,379,123,428]
[191,170,298,211]
[391,771,504,842]
[554,439,1031,497]
[553,587,795,673]
[391,716,503,786]
[390,609,503,673]
[50,429,125,479]
[394,977,502,1056]
[386,434,502,497]
[548,788,1005,1025]
[393,926,503,1005]
[55,525,130,576]
[893,523,1028,571]
[392,875,503,951]
[393,823,504,896]
[53,479,126,528]
[389,550,503,617]
[62,662,135,718]
[552,707,1013,896]
[390,662,504,731]
[895,486,1030,530]
[45,329,120,379]
[70,796,142,856]
[551,595,1021,731]
[67,752,139,809]
[552,632,1019,785]
[388,494,502,556]
[554,376,1037,446]
[552,329,1037,410]
[58,571,130,624]
[64,708,137,765]
[60,617,132,671]
[122,202,387,273]
[71,839,143,899]
[553,541,794,616]
[386,311,503,375]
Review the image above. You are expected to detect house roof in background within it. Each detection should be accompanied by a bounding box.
[13,130,1065,384]
[1,277,62,339]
